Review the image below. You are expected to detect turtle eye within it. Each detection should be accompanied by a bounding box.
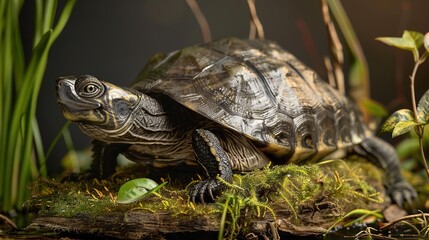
[79,83,102,98]
[85,84,96,93]
[76,78,104,98]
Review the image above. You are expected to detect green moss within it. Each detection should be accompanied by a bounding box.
[213,158,384,238]
[26,157,386,238]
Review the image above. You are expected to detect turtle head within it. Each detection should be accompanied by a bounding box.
[56,75,141,140]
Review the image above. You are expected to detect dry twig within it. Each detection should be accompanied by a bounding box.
[186,0,212,43]
[247,0,264,40]
[0,213,17,230]
[321,0,345,95]
[380,213,429,230]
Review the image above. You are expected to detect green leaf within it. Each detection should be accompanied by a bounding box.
[424,32,429,53]
[51,0,76,42]
[418,88,429,123]
[404,30,424,49]
[392,120,417,138]
[381,109,415,132]
[0,0,75,213]
[376,36,415,51]
[360,98,388,118]
[404,31,424,61]
[117,178,166,204]
[376,30,424,62]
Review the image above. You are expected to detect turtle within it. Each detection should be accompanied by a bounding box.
[56,37,416,205]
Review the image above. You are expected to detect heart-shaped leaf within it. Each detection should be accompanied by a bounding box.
[117,178,167,204]
[403,30,424,49]
[417,88,429,123]
[392,120,418,138]
[404,31,424,61]
[381,109,415,132]
[377,30,424,62]
[376,36,415,51]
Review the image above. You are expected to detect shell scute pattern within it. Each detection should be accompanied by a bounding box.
[134,38,368,163]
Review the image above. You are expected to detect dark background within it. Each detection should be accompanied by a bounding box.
[28,0,429,174]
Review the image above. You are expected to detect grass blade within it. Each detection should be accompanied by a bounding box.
[32,118,46,177]
[1,0,16,212]
[51,0,76,41]
[12,0,25,89]
[42,0,57,35]
[0,0,75,212]
[40,121,71,174]
[326,0,370,101]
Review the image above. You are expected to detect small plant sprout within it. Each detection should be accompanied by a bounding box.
[377,30,429,179]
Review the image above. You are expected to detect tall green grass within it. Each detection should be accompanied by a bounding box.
[0,0,75,213]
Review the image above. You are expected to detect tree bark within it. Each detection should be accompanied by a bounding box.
[27,209,331,239]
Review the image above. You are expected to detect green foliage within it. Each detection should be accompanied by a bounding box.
[218,194,246,240]
[378,30,429,180]
[417,88,429,123]
[377,31,425,62]
[379,31,429,138]
[117,178,166,204]
[382,91,429,138]
[392,121,420,138]
[382,109,415,133]
[381,108,422,138]
[0,0,75,212]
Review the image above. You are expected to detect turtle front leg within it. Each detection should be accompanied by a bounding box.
[91,140,130,178]
[190,129,233,203]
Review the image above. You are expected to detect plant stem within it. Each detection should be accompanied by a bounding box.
[418,133,429,178]
[410,58,423,121]
[410,51,429,179]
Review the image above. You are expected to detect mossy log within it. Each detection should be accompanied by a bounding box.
[27,210,332,239]
[25,158,389,239]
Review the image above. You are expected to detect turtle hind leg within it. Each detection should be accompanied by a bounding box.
[190,129,233,203]
[352,136,417,207]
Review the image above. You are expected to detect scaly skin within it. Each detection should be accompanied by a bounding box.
[190,129,233,203]
[56,38,416,206]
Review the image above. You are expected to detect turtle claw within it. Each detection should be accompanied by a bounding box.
[389,180,417,208]
[190,179,223,204]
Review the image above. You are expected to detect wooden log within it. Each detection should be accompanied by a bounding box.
[27,210,329,239]
[25,159,388,239]
[28,211,218,239]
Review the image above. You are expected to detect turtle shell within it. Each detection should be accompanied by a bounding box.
[133,38,368,163]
